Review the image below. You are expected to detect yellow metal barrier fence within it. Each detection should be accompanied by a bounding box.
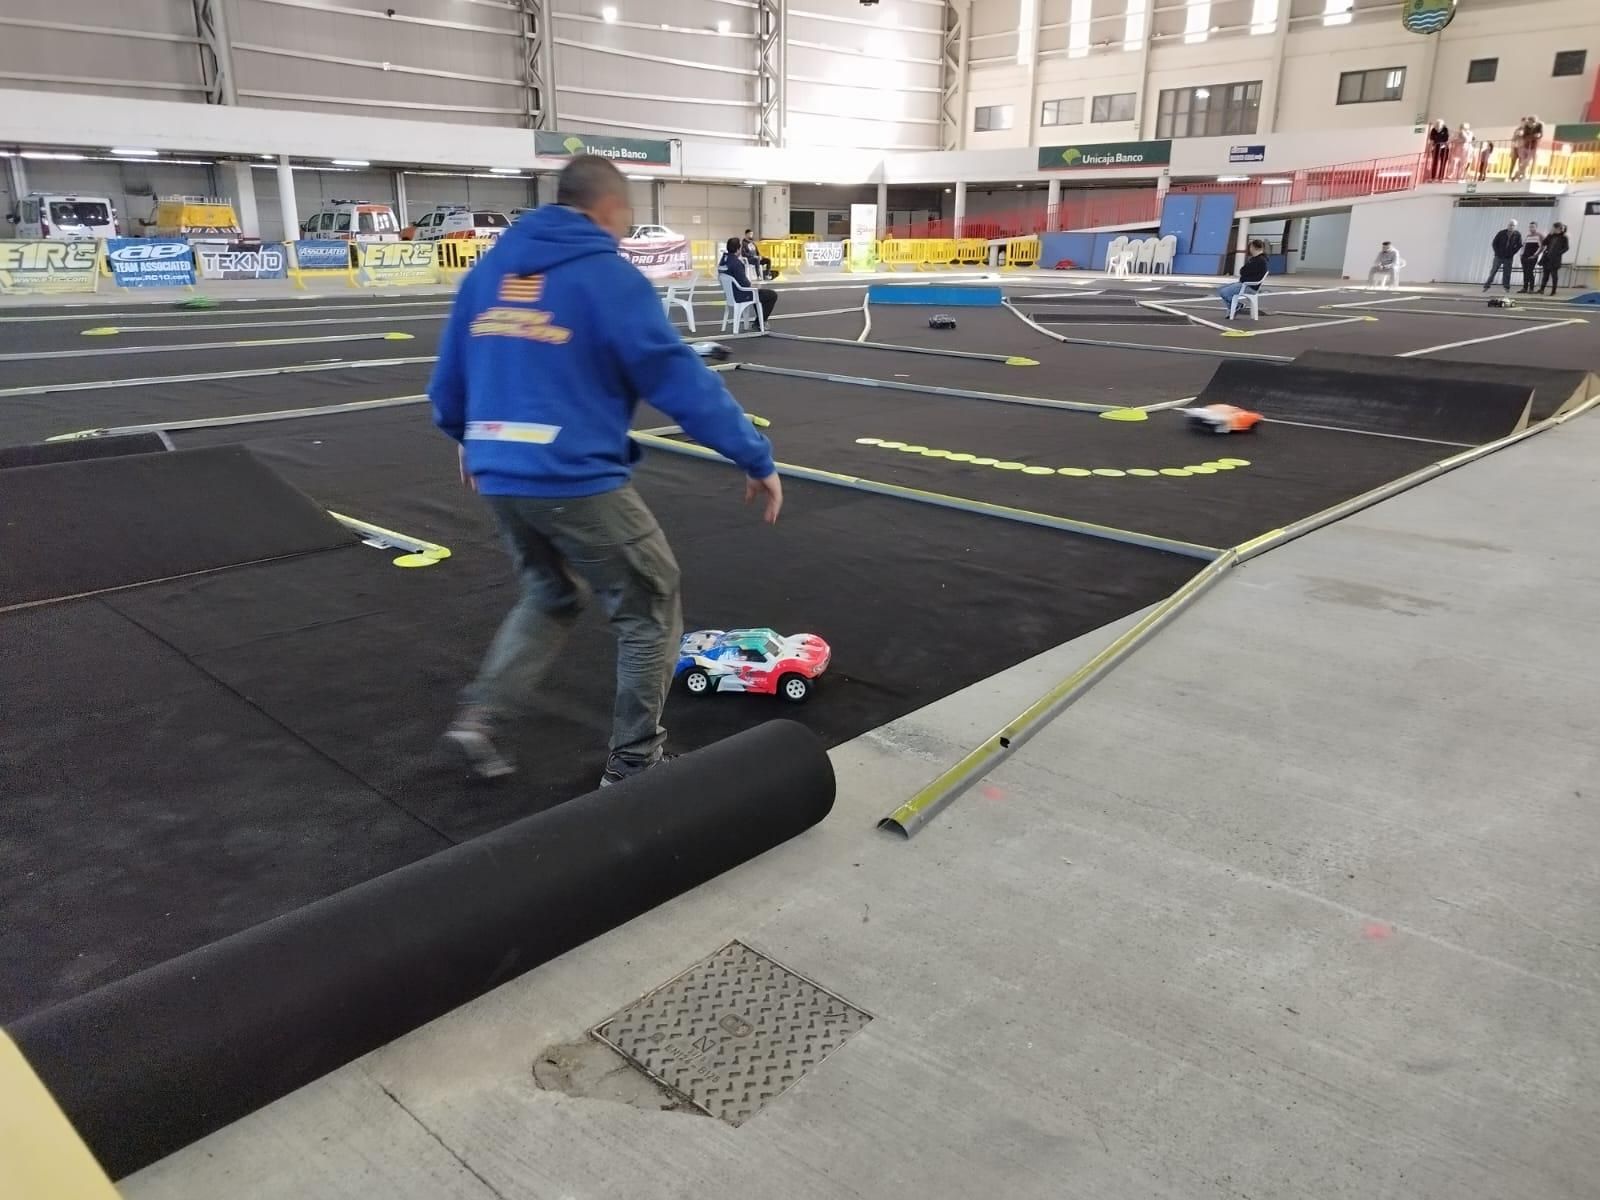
[954,238,988,265]
[692,240,719,278]
[435,237,497,280]
[1001,236,1041,270]
[758,238,807,272]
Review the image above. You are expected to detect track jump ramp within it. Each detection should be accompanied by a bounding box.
[0,445,352,609]
[9,720,836,1178]
[1196,360,1533,444]
[1292,350,1591,424]
[0,431,171,473]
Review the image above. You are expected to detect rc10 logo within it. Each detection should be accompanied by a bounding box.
[107,242,192,262]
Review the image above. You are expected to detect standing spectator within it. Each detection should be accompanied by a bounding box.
[1476,140,1495,182]
[1519,222,1543,293]
[1449,123,1473,181]
[1509,118,1531,181]
[1426,119,1451,181]
[1524,115,1545,179]
[1539,222,1570,295]
[720,236,777,325]
[1482,219,1522,293]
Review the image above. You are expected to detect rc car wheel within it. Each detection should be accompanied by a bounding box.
[684,669,711,696]
[779,674,810,703]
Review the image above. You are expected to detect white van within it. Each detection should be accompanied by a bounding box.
[7,193,119,240]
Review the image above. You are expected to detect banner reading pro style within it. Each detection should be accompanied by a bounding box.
[1038,141,1173,171]
[619,236,693,281]
[0,240,101,295]
[105,239,195,288]
[849,205,877,270]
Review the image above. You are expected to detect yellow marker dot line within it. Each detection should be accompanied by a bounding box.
[855,440,1254,480]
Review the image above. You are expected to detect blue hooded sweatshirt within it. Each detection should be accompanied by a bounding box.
[429,205,774,497]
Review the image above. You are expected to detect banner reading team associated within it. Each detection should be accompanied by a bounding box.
[1038,140,1172,171]
[619,236,693,281]
[0,240,101,294]
[105,239,196,288]
[293,240,353,270]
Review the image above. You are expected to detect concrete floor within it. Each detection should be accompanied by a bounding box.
[122,407,1600,1200]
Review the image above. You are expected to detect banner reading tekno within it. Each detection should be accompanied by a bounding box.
[803,241,845,267]
[105,238,195,288]
[0,240,101,295]
[619,236,693,282]
[196,242,288,280]
[535,131,672,166]
[1038,140,1172,171]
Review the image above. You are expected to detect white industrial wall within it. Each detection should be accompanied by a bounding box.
[660,182,756,243]
[1340,192,1457,282]
[966,0,1600,148]
[1298,211,1351,272]
[1443,200,1562,284]
[0,0,207,103]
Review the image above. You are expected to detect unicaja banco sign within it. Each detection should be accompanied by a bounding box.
[1038,141,1172,171]
[535,131,673,166]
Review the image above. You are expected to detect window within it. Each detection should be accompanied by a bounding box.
[1337,67,1406,105]
[1184,0,1210,45]
[335,212,353,231]
[1467,58,1498,84]
[1041,97,1084,127]
[1155,81,1261,139]
[1250,0,1278,35]
[974,104,1013,132]
[1322,0,1352,25]
[1066,0,1089,59]
[474,212,510,228]
[1123,0,1146,51]
[1091,92,1136,123]
[1553,50,1587,77]
[49,201,110,226]
[358,212,377,234]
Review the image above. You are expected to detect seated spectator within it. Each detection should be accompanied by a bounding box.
[719,236,777,327]
[1219,239,1269,316]
[1367,242,1401,287]
[741,229,774,280]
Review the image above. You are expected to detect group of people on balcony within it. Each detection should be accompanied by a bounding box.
[1425,116,1548,183]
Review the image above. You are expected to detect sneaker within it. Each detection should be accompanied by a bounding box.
[600,750,676,788]
[442,706,515,780]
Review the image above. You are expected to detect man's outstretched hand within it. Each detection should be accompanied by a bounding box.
[745,473,784,524]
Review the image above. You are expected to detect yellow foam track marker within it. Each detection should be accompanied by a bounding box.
[1091,468,1126,477]
[0,1032,120,1199]
[946,452,976,462]
[421,546,452,561]
[1021,465,1055,475]
[747,414,771,428]
[80,327,119,337]
[920,449,953,457]
[1363,316,1379,322]
[900,444,929,453]
[1098,408,1149,422]
[383,332,415,341]
[992,461,1025,470]
[1217,457,1251,467]
[970,457,998,466]
[856,437,884,445]
[1160,467,1193,477]
[1127,468,1160,477]
[1221,330,1254,338]
[877,440,906,449]
[1057,467,1092,477]
[1005,356,1040,367]
[393,553,441,568]
[1185,465,1219,474]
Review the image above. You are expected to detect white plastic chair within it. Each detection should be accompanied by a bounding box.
[1229,274,1267,320]
[1134,237,1157,275]
[1153,235,1177,275]
[663,278,696,331]
[718,270,763,333]
[1105,236,1130,277]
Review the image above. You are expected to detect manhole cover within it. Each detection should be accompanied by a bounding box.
[592,940,871,1125]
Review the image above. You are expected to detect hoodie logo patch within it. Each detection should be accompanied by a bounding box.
[499,274,543,303]
[465,421,562,445]
[470,306,572,344]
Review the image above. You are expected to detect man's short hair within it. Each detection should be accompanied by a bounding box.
[726,236,741,253]
[556,155,628,209]
[1248,239,1266,252]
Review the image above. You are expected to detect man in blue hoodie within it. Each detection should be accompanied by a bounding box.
[430,155,782,786]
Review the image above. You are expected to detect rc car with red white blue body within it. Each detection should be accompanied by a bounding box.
[675,628,831,703]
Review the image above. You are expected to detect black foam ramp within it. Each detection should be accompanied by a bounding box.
[0,445,352,608]
[0,431,171,472]
[1291,350,1591,424]
[9,720,836,1179]
[1196,359,1533,444]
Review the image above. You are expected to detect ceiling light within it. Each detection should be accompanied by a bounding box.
[1194,89,1210,99]
[20,151,86,160]
[489,167,522,175]
[1216,175,1250,182]
[259,154,274,160]
[626,174,652,181]
[331,159,370,167]
[716,18,731,34]
[601,5,618,21]
[111,147,158,157]
[743,179,768,186]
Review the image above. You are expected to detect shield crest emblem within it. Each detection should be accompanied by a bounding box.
[1402,0,1457,34]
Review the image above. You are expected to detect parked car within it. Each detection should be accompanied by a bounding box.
[301,200,402,243]
[627,223,680,242]
[6,193,118,240]
[674,628,832,703]
[407,206,511,242]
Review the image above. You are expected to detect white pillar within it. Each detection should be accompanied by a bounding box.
[275,156,299,241]
[6,153,29,210]
[877,179,889,238]
[1235,217,1252,271]
[952,180,968,236]
[1045,177,1059,230]
[394,171,409,226]
[228,160,260,238]
[537,173,559,206]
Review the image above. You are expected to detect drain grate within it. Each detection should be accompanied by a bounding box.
[592,940,871,1125]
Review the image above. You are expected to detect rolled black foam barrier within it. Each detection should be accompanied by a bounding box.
[0,431,171,472]
[9,720,835,1179]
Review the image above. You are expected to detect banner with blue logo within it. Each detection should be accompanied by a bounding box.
[105,239,195,288]
[293,240,353,270]
[195,242,288,280]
